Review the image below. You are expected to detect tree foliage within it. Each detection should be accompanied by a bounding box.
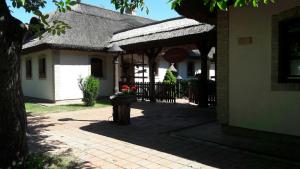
[169,0,275,11]
[163,70,177,84]
[8,0,78,37]
[5,0,275,38]
[111,0,275,13]
[110,0,149,14]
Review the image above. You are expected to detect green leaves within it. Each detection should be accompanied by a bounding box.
[216,0,227,10]
[168,0,183,9]
[111,0,149,14]
[163,69,177,84]
[233,0,275,8]
[9,0,78,38]
[167,0,275,11]
[46,20,71,36]
[19,0,25,5]
[53,0,77,13]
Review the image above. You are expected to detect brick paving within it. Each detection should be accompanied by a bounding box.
[28,102,298,169]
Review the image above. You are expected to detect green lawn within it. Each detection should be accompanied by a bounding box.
[26,99,110,116]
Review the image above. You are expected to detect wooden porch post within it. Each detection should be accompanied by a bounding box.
[146,48,161,103]
[197,42,210,107]
[113,55,119,93]
[142,54,145,102]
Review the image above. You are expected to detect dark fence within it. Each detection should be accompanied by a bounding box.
[155,82,176,103]
[188,80,216,107]
[188,83,200,104]
[120,80,216,106]
[119,82,176,103]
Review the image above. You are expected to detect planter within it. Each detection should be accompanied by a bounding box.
[110,94,137,125]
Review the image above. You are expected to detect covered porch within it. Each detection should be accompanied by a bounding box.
[109,17,217,106]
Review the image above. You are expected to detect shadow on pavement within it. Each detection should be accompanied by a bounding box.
[79,102,299,169]
[27,115,96,168]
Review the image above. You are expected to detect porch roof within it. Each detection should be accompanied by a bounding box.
[109,17,215,50]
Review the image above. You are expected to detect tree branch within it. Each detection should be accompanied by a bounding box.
[0,1,11,17]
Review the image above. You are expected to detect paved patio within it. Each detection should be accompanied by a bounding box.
[28,102,298,169]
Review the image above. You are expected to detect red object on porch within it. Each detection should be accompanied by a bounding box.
[163,48,188,63]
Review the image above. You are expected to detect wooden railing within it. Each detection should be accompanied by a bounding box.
[155,82,176,103]
[119,80,216,106]
[134,82,150,100]
[119,82,176,103]
[188,82,200,104]
[208,95,216,107]
[188,80,216,107]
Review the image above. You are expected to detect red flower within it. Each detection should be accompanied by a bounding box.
[121,85,129,91]
[130,86,137,92]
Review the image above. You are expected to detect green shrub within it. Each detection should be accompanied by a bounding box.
[20,153,83,169]
[163,69,177,84]
[79,76,100,106]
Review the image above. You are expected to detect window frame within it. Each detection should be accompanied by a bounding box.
[278,17,300,83]
[91,58,104,79]
[25,58,32,80]
[38,57,47,79]
[271,6,300,91]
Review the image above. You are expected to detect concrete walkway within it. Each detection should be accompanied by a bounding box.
[28,102,298,169]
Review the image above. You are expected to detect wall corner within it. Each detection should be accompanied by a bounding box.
[216,10,230,124]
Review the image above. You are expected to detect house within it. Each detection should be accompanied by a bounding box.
[169,0,300,160]
[21,3,216,103]
[216,0,300,137]
[173,0,300,138]
[133,49,216,83]
[21,3,154,102]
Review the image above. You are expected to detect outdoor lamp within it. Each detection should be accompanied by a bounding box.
[177,75,183,80]
[107,44,124,53]
[176,75,183,98]
[107,44,124,93]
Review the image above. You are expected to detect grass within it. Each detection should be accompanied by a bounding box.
[26,99,110,116]
[20,153,84,169]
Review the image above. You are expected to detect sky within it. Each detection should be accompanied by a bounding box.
[7,0,180,23]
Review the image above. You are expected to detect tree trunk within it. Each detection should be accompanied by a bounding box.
[0,1,28,168]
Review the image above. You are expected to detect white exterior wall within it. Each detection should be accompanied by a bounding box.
[21,50,54,101]
[228,1,300,136]
[135,56,215,82]
[156,58,170,82]
[54,50,114,101]
[177,59,202,79]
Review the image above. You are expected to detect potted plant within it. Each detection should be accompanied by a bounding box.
[110,85,137,125]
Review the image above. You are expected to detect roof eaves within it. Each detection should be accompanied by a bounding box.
[22,43,105,55]
[111,23,213,44]
[113,16,186,34]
